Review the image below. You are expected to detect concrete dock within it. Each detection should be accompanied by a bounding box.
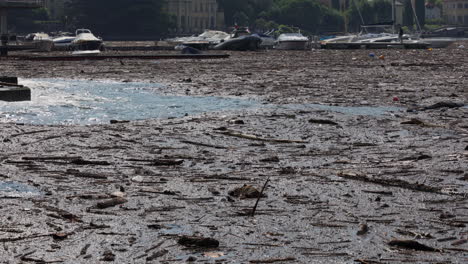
[0,76,31,102]
[321,42,431,49]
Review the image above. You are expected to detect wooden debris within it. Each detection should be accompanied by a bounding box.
[260,156,280,162]
[80,244,91,256]
[110,119,130,124]
[422,101,464,110]
[177,235,219,248]
[399,154,432,161]
[70,158,111,166]
[249,257,296,263]
[101,250,116,261]
[388,239,439,252]
[151,159,184,166]
[181,140,227,149]
[308,118,340,126]
[337,171,445,194]
[52,232,69,240]
[218,130,307,143]
[357,223,369,236]
[252,177,270,217]
[355,259,385,264]
[395,229,433,239]
[146,249,168,261]
[401,119,442,127]
[229,185,263,199]
[95,197,127,209]
[451,238,467,246]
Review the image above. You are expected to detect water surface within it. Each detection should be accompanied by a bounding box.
[0,79,258,125]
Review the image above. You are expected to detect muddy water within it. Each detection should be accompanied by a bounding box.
[0,45,466,263]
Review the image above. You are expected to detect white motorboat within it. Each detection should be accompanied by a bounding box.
[359,34,455,48]
[166,30,229,49]
[71,29,104,51]
[275,33,308,50]
[53,35,76,50]
[24,32,54,51]
[255,33,276,49]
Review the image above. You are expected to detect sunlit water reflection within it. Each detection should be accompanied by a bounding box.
[0,79,258,125]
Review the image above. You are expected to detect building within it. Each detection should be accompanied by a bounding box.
[443,0,468,25]
[165,0,224,34]
[425,2,441,20]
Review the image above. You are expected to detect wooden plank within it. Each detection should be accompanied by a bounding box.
[20,54,230,61]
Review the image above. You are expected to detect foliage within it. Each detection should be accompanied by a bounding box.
[414,0,425,27]
[346,0,373,32]
[65,0,174,37]
[372,0,392,23]
[8,8,50,33]
[218,0,257,26]
[220,0,343,33]
[402,0,413,28]
[425,19,444,26]
[266,0,344,33]
[426,0,443,9]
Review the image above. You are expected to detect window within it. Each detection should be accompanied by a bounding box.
[457,3,462,9]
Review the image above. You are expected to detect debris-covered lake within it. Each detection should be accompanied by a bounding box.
[0,44,467,263]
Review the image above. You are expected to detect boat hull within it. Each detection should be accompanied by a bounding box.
[72,40,103,51]
[420,38,456,48]
[275,40,308,50]
[213,36,261,51]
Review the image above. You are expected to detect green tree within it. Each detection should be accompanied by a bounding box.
[402,0,413,28]
[373,0,392,23]
[414,0,425,27]
[346,0,373,32]
[66,0,173,38]
[218,0,252,26]
[8,8,50,33]
[331,0,340,10]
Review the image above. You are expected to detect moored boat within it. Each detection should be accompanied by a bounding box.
[213,27,262,51]
[275,33,308,50]
[52,33,76,50]
[71,29,104,51]
[24,32,54,51]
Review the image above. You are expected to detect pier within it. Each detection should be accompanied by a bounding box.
[20,53,230,61]
[0,76,31,102]
[321,42,431,50]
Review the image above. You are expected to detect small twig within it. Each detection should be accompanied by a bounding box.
[218,130,307,144]
[251,177,270,217]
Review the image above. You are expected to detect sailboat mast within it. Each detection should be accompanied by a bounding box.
[392,0,396,33]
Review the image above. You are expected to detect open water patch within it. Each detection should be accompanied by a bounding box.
[0,79,259,125]
[0,181,42,198]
